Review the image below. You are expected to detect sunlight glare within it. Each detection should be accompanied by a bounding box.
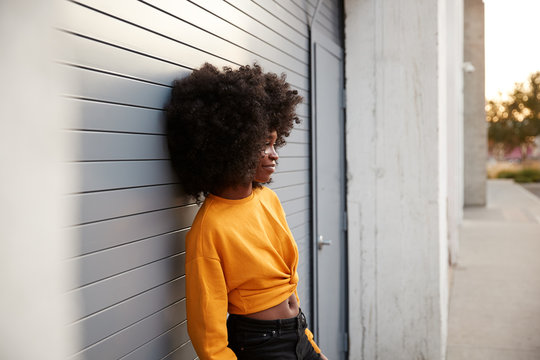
[485,0,540,100]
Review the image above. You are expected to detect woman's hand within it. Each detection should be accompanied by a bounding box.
[319,353,328,360]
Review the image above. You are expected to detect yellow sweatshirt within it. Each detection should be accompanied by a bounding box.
[185,186,320,359]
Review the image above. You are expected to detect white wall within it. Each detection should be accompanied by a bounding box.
[0,1,80,359]
[345,0,452,358]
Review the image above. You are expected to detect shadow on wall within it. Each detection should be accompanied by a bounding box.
[62,59,199,358]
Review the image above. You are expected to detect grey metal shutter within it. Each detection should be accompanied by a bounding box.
[57,0,343,358]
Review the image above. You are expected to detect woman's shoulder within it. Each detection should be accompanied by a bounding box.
[257,186,283,208]
[190,197,227,231]
[186,198,231,259]
[257,185,279,200]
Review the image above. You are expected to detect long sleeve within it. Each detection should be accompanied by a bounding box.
[305,328,321,354]
[185,257,237,360]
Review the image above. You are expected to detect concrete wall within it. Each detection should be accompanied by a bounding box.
[463,0,486,206]
[0,1,80,358]
[446,0,465,264]
[345,0,452,358]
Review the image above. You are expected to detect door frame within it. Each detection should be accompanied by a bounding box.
[309,26,348,351]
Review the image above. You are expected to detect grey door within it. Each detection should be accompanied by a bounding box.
[311,31,347,359]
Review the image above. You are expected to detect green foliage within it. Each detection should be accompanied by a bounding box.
[520,168,540,181]
[496,170,517,179]
[496,168,540,183]
[487,71,540,160]
[515,174,534,183]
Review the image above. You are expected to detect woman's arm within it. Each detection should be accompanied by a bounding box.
[293,290,325,357]
[185,257,237,360]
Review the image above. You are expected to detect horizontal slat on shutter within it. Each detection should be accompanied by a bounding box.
[224,0,309,49]
[161,342,198,360]
[73,280,185,352]
[59,31,187,87]
[278,142,309,158]
[189,0,308,62]
[292,223,310,242]
[61,62,309,118]
[274,0,309,23]
[286,209,309,230]
[69,131,168,162]
[290,0,336,26]
[68,160,175,194]
[69,230,187,288]
[141,0,307,74]
[274,183,310,203]
[286,128,310,144]
[275,156,309,172]
[67,254,185,323]
[270,170,309,188]
[70,184,192,225]
[287,0,341,44]
[282,196,310,215]
[59,1,231,72]
[120,320,190,360]
[66,205,198,257]
[250,0,309,40]
[61,65,170,109]
[64,98,166,134]
[64,0,309,90]
[71,298,185,360]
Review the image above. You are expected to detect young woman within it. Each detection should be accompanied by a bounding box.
[166,63,327,360]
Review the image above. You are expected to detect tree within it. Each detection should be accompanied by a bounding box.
[487,71,540,161]
[486,99,517,159]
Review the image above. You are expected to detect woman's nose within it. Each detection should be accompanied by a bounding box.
[268,147,279,160]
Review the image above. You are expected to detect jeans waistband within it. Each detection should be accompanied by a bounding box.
[228,309,307,331]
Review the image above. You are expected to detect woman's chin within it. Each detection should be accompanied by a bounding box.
[254,176,271,184]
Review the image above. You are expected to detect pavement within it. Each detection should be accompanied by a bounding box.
[446,179,540,359]
[521,182,540,199]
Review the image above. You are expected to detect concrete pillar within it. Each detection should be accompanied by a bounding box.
[0,1,80,358]
[463,0,486,206]
[345,0,449,358]
[446,0,465,264]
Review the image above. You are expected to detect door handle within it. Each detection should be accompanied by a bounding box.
[318,235,332,250]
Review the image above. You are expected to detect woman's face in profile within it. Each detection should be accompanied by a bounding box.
[254,131,279,183]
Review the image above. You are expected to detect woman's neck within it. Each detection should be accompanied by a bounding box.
[213,183,253,200]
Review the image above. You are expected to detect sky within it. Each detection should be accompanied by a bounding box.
[484,0,540,100]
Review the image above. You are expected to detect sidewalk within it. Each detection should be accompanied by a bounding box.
[446,179,540,359]
[521,182,540,199]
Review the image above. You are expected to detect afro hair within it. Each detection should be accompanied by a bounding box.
[166,63,302,199]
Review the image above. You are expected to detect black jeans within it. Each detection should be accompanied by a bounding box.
[227,310,321,360]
